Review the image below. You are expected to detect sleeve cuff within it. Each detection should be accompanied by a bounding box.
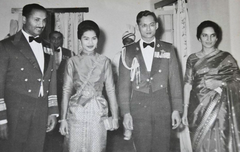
[49,114,59,117]
[0,119,7,125]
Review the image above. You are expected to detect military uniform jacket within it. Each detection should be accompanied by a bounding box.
[56,47,74,88]
[118,39,183,116]
[0,31,59,122]
[56,47,74,104]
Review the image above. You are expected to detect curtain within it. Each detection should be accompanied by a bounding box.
[54,12,84,55]
[174,0,191,76]
[174,1,192,152]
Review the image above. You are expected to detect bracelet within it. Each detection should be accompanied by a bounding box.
[58,119,67,123]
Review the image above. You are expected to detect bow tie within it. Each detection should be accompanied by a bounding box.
[143,42,154,48]
[29,36,42,43]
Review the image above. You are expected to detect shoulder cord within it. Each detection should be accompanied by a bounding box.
[121,47,140,83]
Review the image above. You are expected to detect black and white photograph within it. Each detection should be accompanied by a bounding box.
[0,0,239,152]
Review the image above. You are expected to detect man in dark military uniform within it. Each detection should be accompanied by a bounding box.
[49,31,74,109]
[0,4,58,152]
[118,10,183,152]
[44,31,74,152]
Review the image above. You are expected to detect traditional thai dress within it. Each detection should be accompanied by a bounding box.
[185,50,240,152]
[62,52,117,152]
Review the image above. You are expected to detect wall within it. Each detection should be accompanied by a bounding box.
[229,0,240,66]
[0,0,151,59]
[188,0,230,52]
[1,0,239,65]
[188,0,240,66]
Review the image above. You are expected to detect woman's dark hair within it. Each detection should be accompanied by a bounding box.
[196,20,222,40]
[22,3,46,18]
[136,10,158,25]
[77,20,100,39]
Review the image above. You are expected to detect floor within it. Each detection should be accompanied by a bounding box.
[44,119,180,152]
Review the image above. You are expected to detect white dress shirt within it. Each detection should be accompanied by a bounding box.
[140,38,156,72]
[22,30,44,96]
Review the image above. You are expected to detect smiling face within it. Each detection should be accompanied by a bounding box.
[199,27,218,49]
[138,15,158,42]
[50,33,63,49]
[80,30,98,53]
[22,9,47,37]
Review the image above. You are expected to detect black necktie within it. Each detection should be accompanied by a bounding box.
[29,36,42,43]
[143,42,154,48]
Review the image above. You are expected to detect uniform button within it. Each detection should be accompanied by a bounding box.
[51,69,53,71]
[150,77,153,80]
[160,85,163,87]
[48,79,51,82]
[25,79,28,81]
[46,90,49,93]
[28,90,31,92]
[21,68,24,71]
[38,79,41,82]
[146,79,149,82]
[159,69,162,73]
[136,86,139,89]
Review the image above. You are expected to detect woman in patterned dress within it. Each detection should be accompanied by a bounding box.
[59,20,119,152]
[182,20,240,152]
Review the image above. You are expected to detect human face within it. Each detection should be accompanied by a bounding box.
[138,15,158,42]
[23,9,47,37]
[50,33,63,49]
[199,27,218,49]
[80,30,98,53]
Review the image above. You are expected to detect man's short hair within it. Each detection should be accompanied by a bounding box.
[136,10,157,25]
[49,31,63,39]
[22,3,47,18]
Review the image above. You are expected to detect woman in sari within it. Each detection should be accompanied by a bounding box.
[59,20,119,152]
[182,20,240,152]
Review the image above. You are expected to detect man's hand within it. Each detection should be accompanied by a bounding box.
[123,113,133,130]
[0,123,8,139]
[172,110,181,129]
[46,115,57,132]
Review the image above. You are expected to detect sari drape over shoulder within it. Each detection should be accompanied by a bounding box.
[185,50,240,152]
